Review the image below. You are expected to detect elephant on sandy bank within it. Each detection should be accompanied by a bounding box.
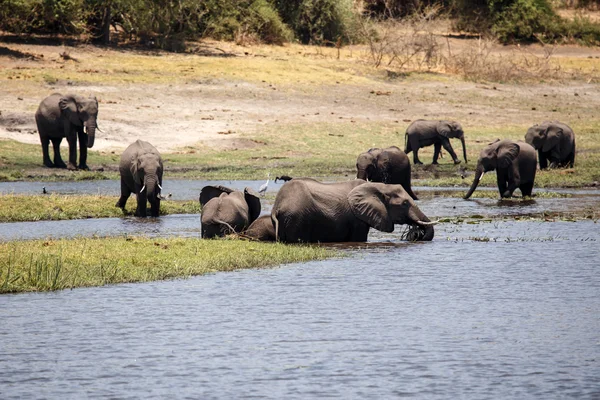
[525,121,575,169]
[405,119,467,165]
[356,146,418,200]
[200,185,261,238]
[464,139,537,199]
[271,178,434,243]
[116,140,164,217]
[35,93,99,170]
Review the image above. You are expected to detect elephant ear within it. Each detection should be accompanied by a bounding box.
[199,185,234,207]
[244,187,261,223]
[497,142,520,169]
[542,126,561,152]
[59,96,78,115]
[348,183,394,233]
[437,121,452,137]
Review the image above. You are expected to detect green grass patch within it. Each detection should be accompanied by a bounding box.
[0,237,336,293]
[0,194,199,222]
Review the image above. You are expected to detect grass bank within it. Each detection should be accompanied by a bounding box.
[0,194,199,222]
[0,237,336,293]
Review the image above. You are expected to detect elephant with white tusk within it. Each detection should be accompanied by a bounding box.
[271,178,434,243]
[35,93,99,170]
[464,139,537,199]
[116,140,164,217]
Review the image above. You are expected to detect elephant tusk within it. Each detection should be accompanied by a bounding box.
[157,183,163,190]
[140,184,146,193]
[416,220,439,226]
[478,172,485,182]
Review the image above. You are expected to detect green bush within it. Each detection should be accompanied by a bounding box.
[491,0,559,42]
[0,0,87,34]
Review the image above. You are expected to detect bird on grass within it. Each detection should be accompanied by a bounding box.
[258,173,270,197]
[42,187,47,194]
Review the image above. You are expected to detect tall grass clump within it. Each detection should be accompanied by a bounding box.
[0,237,336,293]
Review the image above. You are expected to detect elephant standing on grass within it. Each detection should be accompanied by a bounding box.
[405,119,467,165]
[116,140,164,217]
[525,121,575,169]
[200,185,261,238]
[35,93,99,170]
[271,178,434,243]
[464,139,537,199]
[356,146,418,200]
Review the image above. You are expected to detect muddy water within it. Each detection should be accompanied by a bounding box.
[1,220,599,398]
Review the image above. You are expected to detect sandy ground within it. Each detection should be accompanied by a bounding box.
[1,39,600,154]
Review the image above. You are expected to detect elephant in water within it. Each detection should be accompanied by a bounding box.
[525,121,575,169]
[271,178,434,243]
[356,146,418,200]
[245,215,276,241]
[464,139,537,199]
[405,119,467,165]
[116,140,164,217]
[200,185,261,238]
[35,93,99,170]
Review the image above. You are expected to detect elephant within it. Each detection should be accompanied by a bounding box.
[464,139,537,199]
[244,215,276,241]
[116,140,164,217]
[405,119,467,165]
[271,178,434,243]
[35,93,99,170]
[356,146,418,200]
[525,121,575,169]
[200,185,261,238]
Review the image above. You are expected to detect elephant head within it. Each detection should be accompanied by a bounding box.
[200,185,261,238]
[464,140,520,199]
[356,148,382,181]
[348,182,434,241]
[525,121,560,152]
[59,94,98,148]
[439,121,467,163]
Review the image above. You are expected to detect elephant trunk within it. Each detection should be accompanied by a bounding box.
[144,174,159,198]
[461,136,468,163]
[356,169,368,181]
[85,121,96,148]
[464,164,483,199]
[408,207,434,241]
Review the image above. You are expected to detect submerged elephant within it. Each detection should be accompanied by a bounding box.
[35,93,99,170]
[271,178,434,243]
[116,140,164,217]
[356,146,418,200]
[464,139,537,199]
[245,215,276,241]
[525,121,575,169]
[200,185,261,238]
[405,119,467,165]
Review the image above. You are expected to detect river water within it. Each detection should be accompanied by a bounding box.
[1,181,599,398]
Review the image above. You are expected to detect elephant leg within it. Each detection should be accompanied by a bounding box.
[116,178,131,210]
[51,138,67,168]
[409,136,423,164]
[77,130,89,170]
[520,182,534,197]
[440,137,460,164]
[150,199,160,218]
[40,135,54,168]
[432,142,442,164]
[136,192,148,217]
[538,151,548,170]
[497,169,509,198]
[66,134,78,170]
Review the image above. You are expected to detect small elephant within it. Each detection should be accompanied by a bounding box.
[271,178,434,243]
[200,185,261,238]
[35,93,99,170]
[405,119,467,165]
[525,121,575,169]
[356,146,418,200]
[116,140,164,217]
[464,139,537,199]
[244,215,276,241]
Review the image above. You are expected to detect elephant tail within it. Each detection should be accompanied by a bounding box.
[404,131,409,153]
[272,211,280,242]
